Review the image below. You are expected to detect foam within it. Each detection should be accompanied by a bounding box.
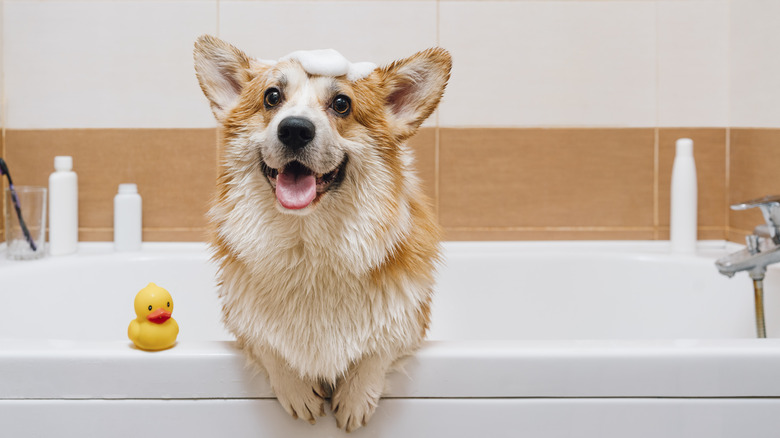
[270,49,377,82]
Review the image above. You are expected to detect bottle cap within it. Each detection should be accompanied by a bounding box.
[675,138,694,157]
[118,183,138,194]
[54,156,73,171]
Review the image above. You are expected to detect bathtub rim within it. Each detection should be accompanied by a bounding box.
[3,337,780,400]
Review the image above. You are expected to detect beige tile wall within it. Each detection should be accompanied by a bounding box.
[730,0,780,127]
[439,1,657,127]
[1,0,779,243]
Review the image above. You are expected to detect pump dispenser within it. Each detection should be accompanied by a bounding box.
[114,183,142,251]
[670,138,697,253]
[49,156,78,255]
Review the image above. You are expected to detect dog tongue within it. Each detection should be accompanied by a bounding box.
[276,169,316,209]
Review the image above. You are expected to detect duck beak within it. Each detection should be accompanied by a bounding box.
[147,308,172,324]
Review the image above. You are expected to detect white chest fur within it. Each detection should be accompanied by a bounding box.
[218,241,427,381]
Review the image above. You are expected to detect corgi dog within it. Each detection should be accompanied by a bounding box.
[194,35,451,432]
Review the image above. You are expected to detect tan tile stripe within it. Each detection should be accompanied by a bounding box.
[1,127,776,243]
[4,129,216,242]
[1,126,5,237]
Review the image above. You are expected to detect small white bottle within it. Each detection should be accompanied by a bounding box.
[670,138,697,253]
[114,184,142,251]
[49,156,78,256]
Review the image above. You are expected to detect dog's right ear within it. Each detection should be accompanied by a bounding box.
[194,35,259,121]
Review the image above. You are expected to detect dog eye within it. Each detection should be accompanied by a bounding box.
[331,95,351,115]
[264,88,282,108]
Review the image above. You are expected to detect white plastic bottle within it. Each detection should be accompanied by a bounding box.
[114,183,142,251]
[48,156,78,256]
[670,138,697,253]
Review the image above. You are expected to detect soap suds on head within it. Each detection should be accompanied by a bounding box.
[275,49,377,82]
[346,61,378,82]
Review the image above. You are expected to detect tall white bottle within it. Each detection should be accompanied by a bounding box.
[48,156,78,255]
[114,183,142,251]
[670,138,697,253]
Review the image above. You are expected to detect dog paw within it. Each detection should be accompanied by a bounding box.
[331,379,382,432]
[274,379,327,425]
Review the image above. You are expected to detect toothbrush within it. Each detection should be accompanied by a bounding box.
[0,158,38,251]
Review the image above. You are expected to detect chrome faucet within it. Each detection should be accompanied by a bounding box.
[715,195,780,338]
[716,195,780,280]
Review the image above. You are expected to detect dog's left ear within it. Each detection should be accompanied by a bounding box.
[377,48,452,140]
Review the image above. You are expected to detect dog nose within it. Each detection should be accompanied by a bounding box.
[278,117,316,150]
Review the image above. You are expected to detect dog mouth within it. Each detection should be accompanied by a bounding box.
[262,157,347,210]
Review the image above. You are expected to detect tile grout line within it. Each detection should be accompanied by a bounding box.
[215,0,220,38]
[724,0,732,242]
[434,126,440,220]
[445,226,657,232]
[215,0,221,199]
[652,1,660,241]
[434,0,441,221]
[79,227,208,232]
[653,127,660,241]
[725,126,731,241]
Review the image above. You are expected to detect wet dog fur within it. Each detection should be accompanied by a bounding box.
[194,35,451,432]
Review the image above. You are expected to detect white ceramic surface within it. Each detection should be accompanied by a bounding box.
[1,241,779,437]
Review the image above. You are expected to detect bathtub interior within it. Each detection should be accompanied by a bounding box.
[2,243,230,342]
[1,240,774,342]
[431,243,766,340]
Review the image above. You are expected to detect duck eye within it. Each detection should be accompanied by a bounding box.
[148,305,153,311]
[167,302,170,307]
[264,88,281,108]
[331,95,351,115]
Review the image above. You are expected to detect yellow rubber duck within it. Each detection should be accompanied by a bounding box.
[128,283,179,351]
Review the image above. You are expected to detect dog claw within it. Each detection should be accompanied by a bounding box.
[333,398,377,432]
[273,381,325,426]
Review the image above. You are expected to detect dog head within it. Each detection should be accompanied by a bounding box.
[194,35,451,217]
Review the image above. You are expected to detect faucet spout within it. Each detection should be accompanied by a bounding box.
[715,246,773,279]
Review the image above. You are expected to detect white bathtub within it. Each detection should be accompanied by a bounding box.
[2,241,780,437]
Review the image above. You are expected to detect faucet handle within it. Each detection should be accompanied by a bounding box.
[731,195,780,243]
[730,194,780,211]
